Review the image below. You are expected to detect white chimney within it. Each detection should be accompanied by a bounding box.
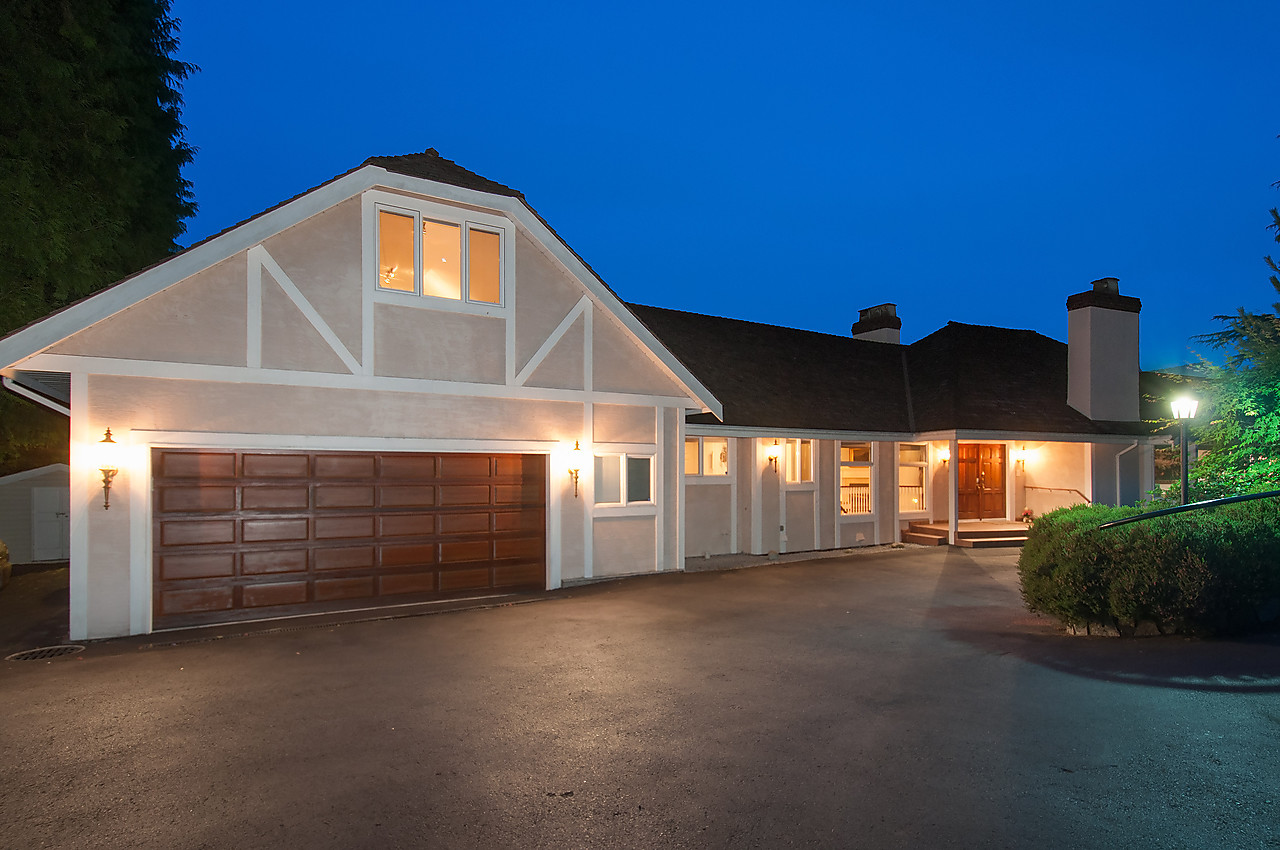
[851,303,901,344]
[1067,277,1141,421]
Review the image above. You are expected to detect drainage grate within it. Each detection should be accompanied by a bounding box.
[5,645,86,662]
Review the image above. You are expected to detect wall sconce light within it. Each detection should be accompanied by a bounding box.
[1011,447,1027,470]
[765,440,782,471]
[937,446,951,463]
[98,428,119,510]
[567,440,583,498]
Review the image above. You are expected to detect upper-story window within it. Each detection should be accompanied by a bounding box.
[375,203,504,306]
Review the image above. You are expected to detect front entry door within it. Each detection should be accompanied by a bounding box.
[957,444,1006,520]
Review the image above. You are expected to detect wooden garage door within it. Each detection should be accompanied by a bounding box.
[152,450,546,630]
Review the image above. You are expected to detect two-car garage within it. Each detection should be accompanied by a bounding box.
[151,449,547,630]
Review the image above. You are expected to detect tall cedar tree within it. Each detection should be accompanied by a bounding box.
[1192,201,1280,497]
[0,1,195,474]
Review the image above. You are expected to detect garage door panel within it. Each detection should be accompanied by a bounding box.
[439,568,491,592]
[159,586,235,615]
[439,455,491,478]
[380,455,437,479]
[380,543,438,567]
[243,453,309,477]
[159,553,235,580]
[156,451,237,479]
[440,540,492,563]
[160,519,236,546]
[158,485,237,513]
[243,518,309,542]
[315,515,374,539]
[242,549,308,575]
[379,513,435,537]
[242,581,309,608]
[315,454,376,478]
[379,485,436,508]
[439,485,491,506]
[315,546,375,570]
[380,571,438,595]
[242,486,309,510]
[315,485,375,509]
[315,576,375,601]
[153,450,546,629]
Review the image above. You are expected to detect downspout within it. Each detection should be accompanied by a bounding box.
[1115,441,1138,507]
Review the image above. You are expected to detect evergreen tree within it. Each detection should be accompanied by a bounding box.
[0,1,196,475]
[1193,203,1280,496]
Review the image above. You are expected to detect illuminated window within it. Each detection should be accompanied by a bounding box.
[595,454,654,505]
[376,204,503,305]
[784,439,814,484]
[685,437,729,476]
[898,443,928,512]
[840,442,873,515]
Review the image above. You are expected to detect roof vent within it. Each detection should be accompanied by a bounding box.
[851,303,901,344]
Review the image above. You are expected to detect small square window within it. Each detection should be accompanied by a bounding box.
[594,453,654,505]
[684,438,700,475]
[595,455,621,504]
[626,456,652,503]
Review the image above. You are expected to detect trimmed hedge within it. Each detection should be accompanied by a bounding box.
[1017,499,1280,636]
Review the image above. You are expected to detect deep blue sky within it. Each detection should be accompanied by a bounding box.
[171,0,1277,370]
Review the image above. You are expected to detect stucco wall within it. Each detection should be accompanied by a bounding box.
[593,515,657,577]
[1024,441,1091,516]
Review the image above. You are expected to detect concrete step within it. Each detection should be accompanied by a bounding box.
[957,527,1029,539]
[902,532,947,546]
[956,536,1027,549]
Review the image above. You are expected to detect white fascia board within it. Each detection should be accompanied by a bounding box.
[684,423,918,442]
[364,169,722,419]
[0,462,70,487]
[22,352,698,410]
[0,168,379,370]
[914,428,1162,446]
[2,376,71,416]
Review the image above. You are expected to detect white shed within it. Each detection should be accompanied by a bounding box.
[0,464,70,564]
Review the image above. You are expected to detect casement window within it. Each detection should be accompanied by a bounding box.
[375,204,503,305]
[840,442,873,515]
[594,454,654,505]
[684,437,730,477]
[898,443,929,512]
[784,439,814,484]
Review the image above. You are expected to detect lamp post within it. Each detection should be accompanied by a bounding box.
[1170,397,1198,505]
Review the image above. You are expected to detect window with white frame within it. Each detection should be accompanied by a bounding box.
[376,204,504,305]
[784,439,814,484]
[840,442,873,515]
[594,454,654,505]
[898,443,928,512]
[684,437,730,477]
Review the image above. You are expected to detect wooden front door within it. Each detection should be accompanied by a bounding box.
[957,444,1006,520]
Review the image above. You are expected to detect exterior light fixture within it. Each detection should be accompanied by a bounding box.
[1011,447,1026,470]
[937,446,951,463]
[765,440,782,471]
[568,440,583,498]
[1171,397,1198,505]
[98,428,120,510]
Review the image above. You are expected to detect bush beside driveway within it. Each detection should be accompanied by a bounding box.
[1,547,1277,849]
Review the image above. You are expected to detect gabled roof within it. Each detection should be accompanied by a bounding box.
[0,149,721,417]
[631,306,1148,438]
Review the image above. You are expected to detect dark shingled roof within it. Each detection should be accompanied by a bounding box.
[630,305,1146,436]
[365,149,526,199]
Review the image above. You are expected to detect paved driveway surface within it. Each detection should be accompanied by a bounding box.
[2,547,1278,849]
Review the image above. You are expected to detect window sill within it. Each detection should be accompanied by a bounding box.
[374,289,508,317]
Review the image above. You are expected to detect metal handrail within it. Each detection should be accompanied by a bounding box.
[1025,485,1091,504]
[1097,489,1280,529]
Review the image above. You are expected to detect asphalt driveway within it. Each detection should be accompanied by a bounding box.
[2,546,1278,849]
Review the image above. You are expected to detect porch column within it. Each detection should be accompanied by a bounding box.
[948,438,959,545]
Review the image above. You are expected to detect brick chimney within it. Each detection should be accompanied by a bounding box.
[1067,277,1141,421]
[851,303,901,344]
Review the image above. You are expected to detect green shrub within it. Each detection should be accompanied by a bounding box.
[1017,498,1280,636]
